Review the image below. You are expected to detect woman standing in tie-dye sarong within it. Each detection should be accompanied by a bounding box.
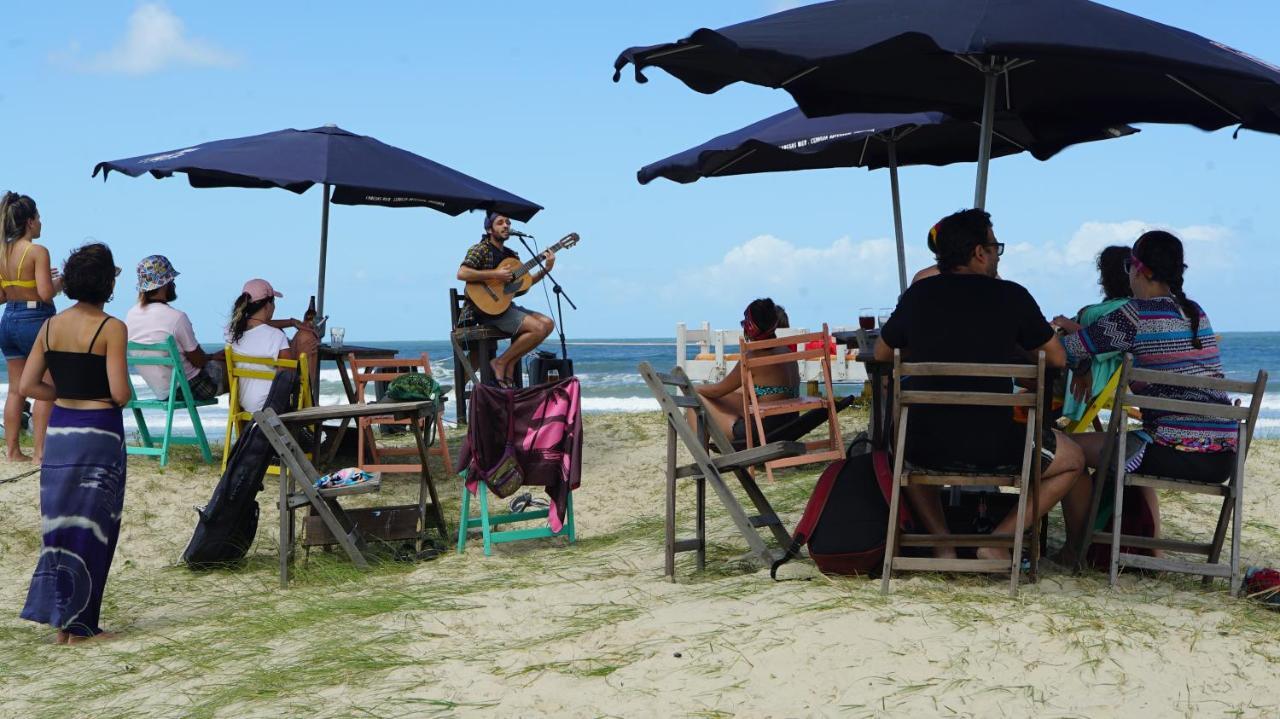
[18,243,130,643]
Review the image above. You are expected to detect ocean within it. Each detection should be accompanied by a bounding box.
[1,333,1276,439]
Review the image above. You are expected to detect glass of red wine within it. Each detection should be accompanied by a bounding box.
[858,307,876,330]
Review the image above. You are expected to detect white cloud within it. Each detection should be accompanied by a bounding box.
[696,234,898,287]
[1063,220,1232,267]
[55,3,240,75]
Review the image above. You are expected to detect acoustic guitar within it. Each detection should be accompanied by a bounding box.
[464,232,581,316]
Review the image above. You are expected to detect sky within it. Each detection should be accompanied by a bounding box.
[4,1,1279,342]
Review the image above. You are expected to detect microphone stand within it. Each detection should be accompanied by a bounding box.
[517,235,576,361]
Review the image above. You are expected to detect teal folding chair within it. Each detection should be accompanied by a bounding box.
[126,337,217,466]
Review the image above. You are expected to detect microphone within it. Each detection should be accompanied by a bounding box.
[508,229,534,239]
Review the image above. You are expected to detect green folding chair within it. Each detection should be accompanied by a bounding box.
[126,337,217,466]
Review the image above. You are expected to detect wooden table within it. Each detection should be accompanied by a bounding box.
[254,400,449,587]
[834,330,894,450]
[318,343,398,402]
[316,343,398,465]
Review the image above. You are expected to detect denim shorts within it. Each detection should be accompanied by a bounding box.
[0,301,55,360]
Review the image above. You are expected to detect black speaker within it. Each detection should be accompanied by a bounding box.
[527,351,574,385]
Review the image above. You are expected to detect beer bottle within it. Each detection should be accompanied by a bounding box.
[305,295,316,322]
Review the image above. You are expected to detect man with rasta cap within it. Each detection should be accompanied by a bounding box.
[455,211,555,387]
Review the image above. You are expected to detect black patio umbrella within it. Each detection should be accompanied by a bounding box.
[638,108,1135,290]
[94,124,543,317]
[614,0,1280,208]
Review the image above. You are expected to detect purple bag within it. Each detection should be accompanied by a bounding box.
[469,391,524,498]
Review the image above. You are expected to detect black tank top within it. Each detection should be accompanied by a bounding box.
[45,316,113,401]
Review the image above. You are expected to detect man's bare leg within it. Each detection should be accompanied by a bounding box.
[977,430,1085,561]
[492,313,553,384]
[903,485,957,559]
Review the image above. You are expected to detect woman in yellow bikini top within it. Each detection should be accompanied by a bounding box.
[0,191,61,462]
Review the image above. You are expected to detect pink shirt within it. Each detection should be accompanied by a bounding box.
[126,301,201,400]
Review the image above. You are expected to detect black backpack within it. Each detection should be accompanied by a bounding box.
[182,369,299,569]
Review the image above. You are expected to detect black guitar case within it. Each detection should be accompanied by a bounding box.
[182,369,300,569]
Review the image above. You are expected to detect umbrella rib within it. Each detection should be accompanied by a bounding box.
[858,136,871,166]
[644,44,704,61]
[711,148,758,176]
[781,66,820,86]
[1166,74,1243,122]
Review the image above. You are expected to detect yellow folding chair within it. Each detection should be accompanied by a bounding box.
[222,346,312,473]
[1066,366,1121,434]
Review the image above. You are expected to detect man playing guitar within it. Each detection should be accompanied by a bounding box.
[456,211,555,387]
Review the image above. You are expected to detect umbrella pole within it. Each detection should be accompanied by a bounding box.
[887,140,907,294]
[317,183,331,320]
[973,69,998,210]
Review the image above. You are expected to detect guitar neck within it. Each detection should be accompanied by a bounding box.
[510,237,571,281]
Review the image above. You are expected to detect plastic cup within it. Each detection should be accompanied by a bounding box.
[331,327,345,349]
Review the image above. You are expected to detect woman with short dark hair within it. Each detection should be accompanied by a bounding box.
[1058,245,1133,424]
[694,298,800,441]
[18,242,131,643]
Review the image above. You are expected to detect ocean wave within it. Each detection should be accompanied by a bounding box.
[581,396,659,413]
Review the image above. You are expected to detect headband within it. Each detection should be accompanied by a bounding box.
[742,306,778,341]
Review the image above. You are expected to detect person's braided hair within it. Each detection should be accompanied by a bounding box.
[1133,230,1202,349]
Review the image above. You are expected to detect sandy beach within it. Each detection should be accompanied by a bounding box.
[2,407,1280,718]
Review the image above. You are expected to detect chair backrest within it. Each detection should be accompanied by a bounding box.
[225,345,311,418]
[126,336,185,401]
[349,353,431,405]
[449,288,464,328]
[1110,354,1267,450]
[892,349,1046,471]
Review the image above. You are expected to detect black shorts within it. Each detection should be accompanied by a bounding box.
[732,412,800,443]
[1134,442,1235,484]
[910,429,1058,475]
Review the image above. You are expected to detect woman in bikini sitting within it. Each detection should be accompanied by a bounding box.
[694,298,800,442]
[0,192,62,462]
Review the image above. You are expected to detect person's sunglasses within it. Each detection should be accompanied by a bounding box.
[984,242,1005,257]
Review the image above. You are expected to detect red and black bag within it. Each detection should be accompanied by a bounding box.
[771,436,912,579]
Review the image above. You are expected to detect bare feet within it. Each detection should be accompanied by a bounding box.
[489,359,511,386]
[7,450,31,462]
[54,631,69,645]
[975,546,1013,562]
[64,630,115,645]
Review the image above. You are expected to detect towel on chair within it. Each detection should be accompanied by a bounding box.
[457,377,582,531]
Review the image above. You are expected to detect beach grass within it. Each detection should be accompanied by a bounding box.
[2,410,1280,717]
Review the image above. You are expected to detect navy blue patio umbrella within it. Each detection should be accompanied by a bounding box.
[94,124,542,317]
[615,0,1280,208]
[638,108,1135,290]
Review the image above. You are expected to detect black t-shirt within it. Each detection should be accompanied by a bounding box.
[879,273,1055,469]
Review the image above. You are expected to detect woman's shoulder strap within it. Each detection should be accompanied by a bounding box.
[87,316,111,353]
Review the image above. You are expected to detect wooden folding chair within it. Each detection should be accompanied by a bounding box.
[1078,355,1267,596]
[881,350,1045,597]
[639,362,804,578]
[222,347,311,474]
[126,336,217,466]
[349,352,451,475]
[739,323,843,482]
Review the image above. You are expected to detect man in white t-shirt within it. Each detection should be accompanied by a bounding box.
[126,255,226,401]
[227,278,319,413]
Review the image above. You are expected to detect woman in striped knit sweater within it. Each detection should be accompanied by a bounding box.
[1054,230,1235,543]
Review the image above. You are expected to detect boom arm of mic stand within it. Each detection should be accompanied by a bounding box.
[518,236,575,361]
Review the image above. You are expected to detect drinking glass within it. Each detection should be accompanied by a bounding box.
[330,327,346,349]
[858,307,875,330]
[878,307,893,327]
